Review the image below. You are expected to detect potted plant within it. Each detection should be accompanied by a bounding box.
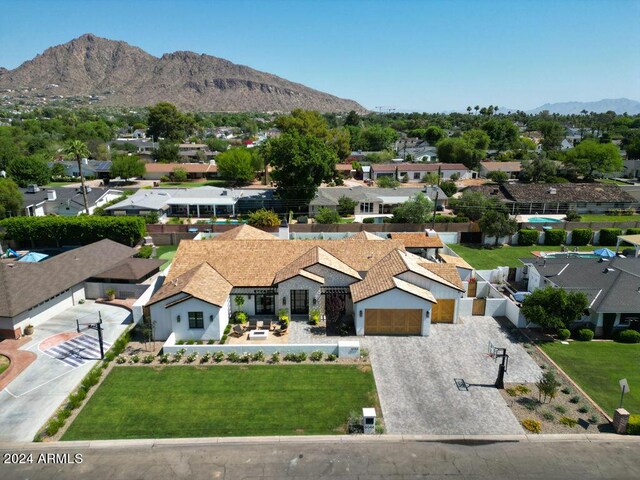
[278,308,289,327]
[309,308,321,326]
[24,324,34,335]
[105,288,116,301]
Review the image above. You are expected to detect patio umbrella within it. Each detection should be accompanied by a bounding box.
[594,248,616,258]
[17,252,49,262]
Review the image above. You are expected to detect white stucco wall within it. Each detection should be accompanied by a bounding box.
[149,296,229,341]
[277,276,323,318]
[12,283,85,333]
[353,289,433,336]
[396,270,462,323]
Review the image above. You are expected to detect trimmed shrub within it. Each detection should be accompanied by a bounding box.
[575,328,594,341]
[130,354,140,364]
[518,229,539,246]
[363,217,375,224]
[554,405,567,414]
[271,351,281,363]
[627,415,640,435]
[251,350,265,362]
[578,405,590,414]
[115,355,126,364]
[231,312,248,324]
[224,324,232,335]
[599,228,622,246]
[565,210,581,221]
[284,352,307,363]
[326,353,337,362]
[220,334,228,344]
[559,416,578,428]
[616,329,640,344]
[557,329,571,340]
[521,419,541,434]
[213,351,225,363]
[561,387,571,394]
[571,228,592,246]
[626,228,640,235]
[544,229,567,246]
[570,395,581,404]
[505,387,518,397]
[542,411,555,421]
[310,351,324,362]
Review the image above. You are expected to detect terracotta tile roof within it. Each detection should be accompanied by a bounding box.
[213,225,279,241]
[160,239,405,288]
[297,270,325,284]
[91,258,165,281]
[391,233,444,248]
[349,231,384,241]
[480,161,522,172]
[148,263,232,307]
[273,246,362,284]
[350,249,463,302]
[145,163,216,173]
[438,254,473,270]
[335,164,353,171]
[418,263,464,290]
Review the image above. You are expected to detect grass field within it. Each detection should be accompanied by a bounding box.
[540,342,640,415]
[62,365,378,440]
[578,214,640,223]
[45,181,76,187]
[158,180,229,188]
[448,243,621,270]
[155,245,178,270]
[0,354,9,376]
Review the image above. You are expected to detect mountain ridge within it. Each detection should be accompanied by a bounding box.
[0,33,366,113]
[526,98,640,115]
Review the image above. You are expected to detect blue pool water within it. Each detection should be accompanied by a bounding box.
[527,217,562,223]
[543,252,601,259]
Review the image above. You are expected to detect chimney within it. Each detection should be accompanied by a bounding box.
[278,219,289,240]
[47,190,56,201]
[83,158,88,165]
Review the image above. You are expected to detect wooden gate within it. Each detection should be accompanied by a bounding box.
[472,298,486,316]
[467,281,477,297]
[431,299,455,323]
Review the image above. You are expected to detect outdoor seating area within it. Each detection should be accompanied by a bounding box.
[226,318,289,344]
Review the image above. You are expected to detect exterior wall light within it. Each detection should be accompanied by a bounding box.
[359,310,363,318]
[282,296,287,306]
[210,315,214,322]
[425,310,430,318]
[176,315,181,323]
[312,297,317,306]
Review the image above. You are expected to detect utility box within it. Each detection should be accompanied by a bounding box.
[362,408,376,434]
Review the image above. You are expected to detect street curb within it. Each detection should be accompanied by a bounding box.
[1,433,638,450]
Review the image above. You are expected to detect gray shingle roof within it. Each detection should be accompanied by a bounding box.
[309,186,446,207]
[470,183,637,204]
[0,239,136,317]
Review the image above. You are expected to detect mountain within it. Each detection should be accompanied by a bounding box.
[0,34,366,113]
[527,98,640,115]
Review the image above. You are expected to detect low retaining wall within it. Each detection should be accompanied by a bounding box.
[162,334,360,358]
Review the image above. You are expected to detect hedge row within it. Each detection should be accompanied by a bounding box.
[544,229,567,246]
[571,228,592,246]
[0,216,146,247]
[599,228,623,246]
[518,229,539,246]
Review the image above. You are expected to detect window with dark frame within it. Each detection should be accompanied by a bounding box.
[188,311,204,329]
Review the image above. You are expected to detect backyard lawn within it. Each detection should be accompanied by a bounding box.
[448,244,572,269]
[62,365,378,440]
[155,245,178,270]
[578,214,640,223]
[541,341,640,416]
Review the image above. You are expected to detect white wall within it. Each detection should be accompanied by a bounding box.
[133,275,164,325]
[149,296,229,341]
[397,270,462,323]
[353,289,432,336]
[277,276,322,318]
[13,283,85,333]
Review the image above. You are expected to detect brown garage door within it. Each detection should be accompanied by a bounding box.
[431,299,455,323]
[365,309,422,335]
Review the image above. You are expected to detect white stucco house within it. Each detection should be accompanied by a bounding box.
[146,225,465,341]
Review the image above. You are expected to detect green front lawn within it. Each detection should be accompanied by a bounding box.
[578,214,640,223]
[448,244,569,269]
[155,245,178,270]
[45,181,76,187]
[541,342,640,415]
[158,180,229,188]
[62,365,378,440]
[0,354,9,376]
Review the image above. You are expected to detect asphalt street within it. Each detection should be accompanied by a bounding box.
[1,436,639,479]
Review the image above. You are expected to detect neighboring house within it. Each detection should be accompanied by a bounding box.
[0,239,161,339]
[399,141,439,162]
[335,164,354,177]
[21,186,123,216]
[146,227,465,341]
[389,231,444,259]
[479,161,522,179]
[178,143,217,161]
[466,183,637,214]
[309,186,448,217]
[106,187,279,218]
[520,256,640,336]
[132,129,146,139]
[49,159,112,179]
[371,163,473,182]
[143,162,218,180]
[112,138,158,157]
[346,151,378,163]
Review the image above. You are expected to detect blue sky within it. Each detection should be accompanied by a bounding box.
[1,0,639,112]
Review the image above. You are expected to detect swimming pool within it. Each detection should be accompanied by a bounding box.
[542,252,601,259]
[527,217,562,223]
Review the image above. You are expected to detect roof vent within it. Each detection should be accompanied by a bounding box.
[27,184,40,193]
[221,190,227,196]
[491,189,499,195]
[548,187,557,195]
[47,190,56,201]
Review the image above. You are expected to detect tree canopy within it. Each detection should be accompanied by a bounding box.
[518,157,557,183]
[451,189,506,221]
[520,286,589,330]
[0,178,23,219]
[147,102,195,141]
[110,154,145,180]
[7,154,51,187]
[315,207,342,224]
[152,140,180,163]
[436,129,489,170]
[481,118,519,152]
[262,132,338,205]
[479,210,517,246]
[247,208,280,227]
[215,148,257,186]
[564,139,623,180]
[391,193,433,223]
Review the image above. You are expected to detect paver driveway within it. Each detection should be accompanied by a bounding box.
[363,316,541,435]
[0,301,130,442]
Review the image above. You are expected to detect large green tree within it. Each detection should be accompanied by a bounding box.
[216,148,256,186]
[481,118,519,152]
[7,154,51,187]
[564,139,623,180]
[64,140,91,214]
[423,126,447,145]
[110,154,145,180]
[479,210,517,246]
[520,286,589,330]
[538,121,566,151]
[147,102,195,141]
[451,190,506,221]
[0,178,23,218]
[247,208,280,227]
[152,140,180,163]
[391,193,433,223]
[262,133,338,204]
[518,157,557,183]
[315,207,342,224]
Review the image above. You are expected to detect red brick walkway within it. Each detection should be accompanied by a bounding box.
[0,338,37,391]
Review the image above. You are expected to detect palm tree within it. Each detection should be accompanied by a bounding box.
[474,105,480,115]
[64,140,91,214]
[467,106,472,115]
